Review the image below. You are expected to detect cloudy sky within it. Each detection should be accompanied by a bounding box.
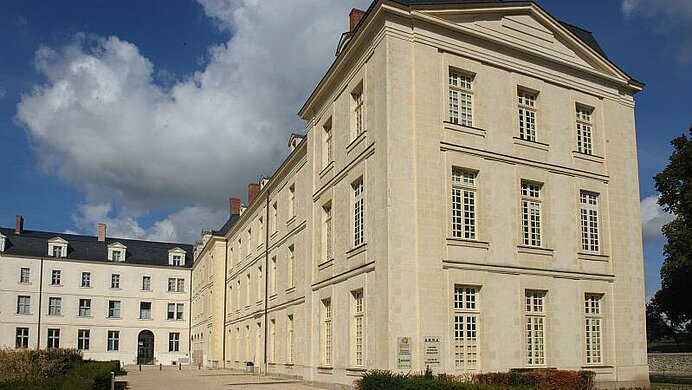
[0,0,690,296]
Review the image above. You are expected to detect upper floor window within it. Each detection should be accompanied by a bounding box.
[353,178,365,247]
[521,181,542,247]
[576,105,594,155]
[78,298,92,317]
[81,272,91,288]
[323,203,333,261]
[323,119,333,168]
[0,233,6,252]
[272,202,278,234]
[142,276,151,291]
[108,242,126,262]
[580,192,600,252]
[352,83,365,137]
[451,168,477,239]
[518,89,538,142]
[139,302,152,320]
[47,237,68,258]
[449,70,473,127]
[20,267,30,284]
[48,297,62,316]
[111,274,120,289]
[167,303,184,320]
[51,270,61,286]
[168,278,185,293]
[168,247,186,266]
[289,184,296,219]
[17,295,31,314]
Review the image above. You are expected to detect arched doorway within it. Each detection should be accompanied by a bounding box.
[137,330,154,365]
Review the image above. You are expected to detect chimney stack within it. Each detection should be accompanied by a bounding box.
[229,197,242,216]
[97,223,106,242]
[15,215,24,235]
[248,183,261,205]
[349,8,365,32]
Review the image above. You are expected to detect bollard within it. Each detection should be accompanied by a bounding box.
[198,363,201,370]
[178,363,182,371]
[110,372,115,390]
[139,364,142,372]
[159,363,162,371]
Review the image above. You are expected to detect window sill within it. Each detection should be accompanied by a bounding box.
[271,231,278,239]
[141,289,152,292]
[286,216,296,226]
[78,315,94,319]
[318,258,334,271]
[139,318,153,321]
[284,363,295,367]
[18,282,32,286]
[80,286,92,289]
[107,317,122,320]
[47,314,63,317]
[444,122,486,138]
[16,313,32,316]
[513,137,549,152]
[346,131,367,154]
[269,294,277,301]
[50,284,63,287]
[346,243,367,259]
[285,286,296,293]
[110,287,121,291]
[572,151,604,163]
[346,367,368,376]
[446,237,489,250]
[516,245,554,257]
[577,252,609,262]
[319,161,335,179]
[317,366,334,373]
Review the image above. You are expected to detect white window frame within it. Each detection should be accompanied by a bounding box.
[521,181,542,247]
[287,245,294,289]
[323,203,333,261]
[17,295,31,314]
[584,294,603,365]
[352,290,365,367]
[108,300,121,318]
[140,302,152,320]
[20,267,30,284]
[269,318,276,363]
[580,191,600,253]
[353,178,365,247]
[451,168,477,239]
[525,290,547,366]
[323,119,333,168]
[270,256,277,296]
[453,285,479,372]
[81,272,91,288]
[47,328,60,349]
[111,274,120,289]
[51,270,61,286]
[287,315,294,364]
[77,329,90,350]
[169,332,180,352]
[449,69,474,127]
[322,298,333,366]
[289,184,296,219]
[576,105,594,155]
[272,202,278,234]
[78,298,92,317]
[352,83,365,137]
[16,327,29,349]
[257,266,263,303]
[518,89,538,142]
[48,297,62,316]
[107,330,120,351]
[142,276,151,291]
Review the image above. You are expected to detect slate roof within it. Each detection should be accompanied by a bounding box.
[213,214,241,236]
[0,227,193,268]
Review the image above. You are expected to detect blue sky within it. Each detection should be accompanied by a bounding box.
[0,0,690,297]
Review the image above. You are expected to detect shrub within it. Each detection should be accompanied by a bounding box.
[476,369,595,390]
[0,360,119,390]
[354,370,530,390]
[0,348,83,383]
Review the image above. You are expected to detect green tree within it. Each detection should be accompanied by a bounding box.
[653,126,692,329]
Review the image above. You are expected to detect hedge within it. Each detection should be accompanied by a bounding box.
[354,369,596,390]
[0,349,83,383]
[0,360,119,390]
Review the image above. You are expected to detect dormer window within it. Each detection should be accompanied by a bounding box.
[107,242,127,262]
[47,237,68,258]
[0,233,6,252]
[168,247,186,267]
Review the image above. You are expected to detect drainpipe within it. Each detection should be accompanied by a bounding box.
[36,257,44,349]
[263,190,270,375]
[188,267,193,362]
[222,238,229,368]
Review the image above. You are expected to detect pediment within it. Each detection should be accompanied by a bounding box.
[48,237,68,244]
[420,5,628,81]
[168,247,186,254]
[108,241,127,249]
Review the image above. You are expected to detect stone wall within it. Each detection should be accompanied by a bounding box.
[648,353,692,372]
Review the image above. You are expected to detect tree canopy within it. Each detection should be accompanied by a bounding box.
[652,126,692,330]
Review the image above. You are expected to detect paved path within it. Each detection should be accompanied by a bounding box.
[120,365,322,390]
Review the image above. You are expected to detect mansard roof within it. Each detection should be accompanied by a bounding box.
[0,227,192,268]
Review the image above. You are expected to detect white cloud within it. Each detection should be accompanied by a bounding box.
[15,0,370,242]
[640,195,675,245]
[622,0,692,62]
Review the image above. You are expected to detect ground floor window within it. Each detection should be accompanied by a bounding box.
[47,328,60,349]
[16,327,29,349]
[169,332,180,352]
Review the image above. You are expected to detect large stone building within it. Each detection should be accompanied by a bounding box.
[0,216,192,366]
[191,0,648,388]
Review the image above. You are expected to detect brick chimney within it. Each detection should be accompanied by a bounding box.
[15,215,24,235]
[248,183,261,205]
[350,8,365,32]
[229,197,242,216]
[97,223,106,242]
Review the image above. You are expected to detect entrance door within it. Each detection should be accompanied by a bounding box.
[137,330,154,365]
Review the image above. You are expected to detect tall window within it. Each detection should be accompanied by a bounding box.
[108,300,121,318]
[168,278,185,292]
[270,256,277,296]
[17,296,30,314]
[353,178,365,247]
[525,290,546,366]
[77,329,90,350]
[352,290,365,367]
[257,266,263,302]
[580,192,600,252]
[272,202,278,234]
[78,299,92,317]
[81,272,91,288]
[289,184,296,219]
[16,328,29,349]
[269,319,276,363]
[521,182,542,247]
[323,203,333,261]
[47,329,60,349]
[454,286,479,371]
[323,120,333,167]
[576,106,593,155]
[518,89,538,141]
[167,303,184,320]
[51,270,61,285]
[287,315,294,364]
[246,274,251,306]
[245,325,250,361]
[449,70,473,126]
[20,267,30,283]
[142,276,151,291]
[111,274,120,289]
[585,294,603,365]
[247,228,253,252]
[140,302,152,319]
[322,299,333,366]
[353,83,365,136]
[48,297,62,316]
[451,169,477,239]
[237,280,242,310]
[169,332,180,352]
[107,331,119,351]
[287,245,294,289]
[258,217,263,245]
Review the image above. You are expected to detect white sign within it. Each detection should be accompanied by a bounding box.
[424,336,441,367]
[397,337,412,369]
